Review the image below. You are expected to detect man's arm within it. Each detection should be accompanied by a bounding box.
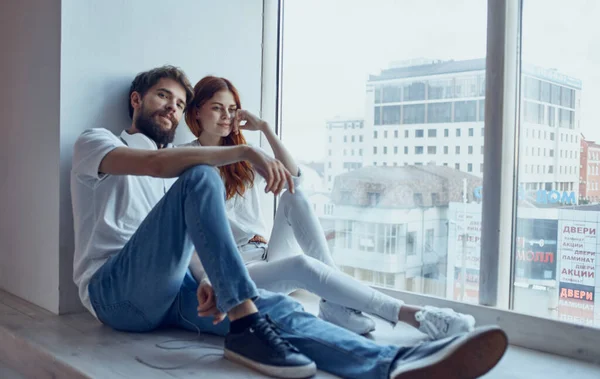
[99,145,251,178]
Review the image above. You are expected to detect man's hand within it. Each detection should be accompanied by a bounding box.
[196,280,226,325]
[243,146,295,195]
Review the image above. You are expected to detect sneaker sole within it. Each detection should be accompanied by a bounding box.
[392,326,508,379]
[224,348,317,379]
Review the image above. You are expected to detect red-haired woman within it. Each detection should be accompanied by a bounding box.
[183,76,475,338]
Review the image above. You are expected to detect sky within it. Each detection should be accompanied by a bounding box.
[279,0,600,162]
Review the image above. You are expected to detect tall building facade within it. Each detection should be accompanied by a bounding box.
[579,137,600,203]
[324,58,582,197]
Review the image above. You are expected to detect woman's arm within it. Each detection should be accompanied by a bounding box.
[235,110,299,176]
[261,124,300,177]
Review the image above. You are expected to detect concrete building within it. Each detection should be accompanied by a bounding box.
[326,164,482,295]
[324,58,582,197]
[579,136,600,203]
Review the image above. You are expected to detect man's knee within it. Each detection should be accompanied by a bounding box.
[180,165,224,193]
[256,289,304,313]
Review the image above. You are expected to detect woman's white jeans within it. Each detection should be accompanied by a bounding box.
[240,189,403,324]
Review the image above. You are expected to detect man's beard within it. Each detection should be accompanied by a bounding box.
[135,106,177,147]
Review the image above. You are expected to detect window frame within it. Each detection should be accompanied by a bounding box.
[264,0,600,364]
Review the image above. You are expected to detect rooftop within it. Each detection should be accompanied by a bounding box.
[369,58,582,89]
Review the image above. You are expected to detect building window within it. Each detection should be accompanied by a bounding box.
[444,128,449,137]
[328,136,332,143]
[479,100,485,121]
[382,105,401,125]
[456,128,461,137]
[480,163,484,172]
[415,146,424,154]
[456,146,461,154]
[374,106,381,125]
[468,128,474,137]
[428,79,454,100]
[416,129,424,138]
[384,131,388,138]
[454,100,477,122]
[374,131,378,139]
[427,146,436,154]
[351,136,355,142]
[524,76,541,100]
[427,102,452,123]
[523,101,544,124]
[425,229,434,252]
[428,129,437,137]
[444,146,449,154]
[359,149,363,156]
[328,149,332,156]
[394,130,398,138]
[403,104,426,124]
[455,163,460,170]
[414,193,424,206]
[382,85,402,102]
[394,146,398,154]
[404,130,409,138]
[373,146,377,154]
[404,81,426,101]
[468,146,473,154]
[406,232,417,256]
[559,109,574,129]
[468,163,473,172]
[404,146,408,154]
[367,192,381,206]
[384,146,388,154]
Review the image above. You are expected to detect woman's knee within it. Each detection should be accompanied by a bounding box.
[279,188,310,209]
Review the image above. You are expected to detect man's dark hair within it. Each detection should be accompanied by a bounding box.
[128,65,194,119]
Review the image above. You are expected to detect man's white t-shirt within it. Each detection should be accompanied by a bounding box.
[71,128,175,316]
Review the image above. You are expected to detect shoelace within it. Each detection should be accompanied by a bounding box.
[253,315,300,354]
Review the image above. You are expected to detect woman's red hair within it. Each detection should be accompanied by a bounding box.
[185,76,254,200]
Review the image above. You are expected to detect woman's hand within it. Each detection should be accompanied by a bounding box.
[233,109,268,134]
[243,146,295,195]
[196,280,226,325]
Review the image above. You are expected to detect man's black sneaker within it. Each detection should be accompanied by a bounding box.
[224,315,317,378]
[390,325,508,379]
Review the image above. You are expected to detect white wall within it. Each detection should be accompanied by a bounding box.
[0,0,62,313]
[1,0,265,313]
[58,0,264,313]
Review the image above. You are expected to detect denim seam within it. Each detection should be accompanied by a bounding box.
[268,315,369,363]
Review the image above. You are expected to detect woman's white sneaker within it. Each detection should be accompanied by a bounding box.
[415,306,475,340]
[318,299,376,335]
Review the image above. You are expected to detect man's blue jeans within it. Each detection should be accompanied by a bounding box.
[88,165,402,378]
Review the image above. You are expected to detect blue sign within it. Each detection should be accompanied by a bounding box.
[473,186,576,205]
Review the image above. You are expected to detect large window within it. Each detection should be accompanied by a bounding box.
[403,104,425,124]
[512,0,594,331]
[427,102,452,123]
[382,105,401,125]
[278,0,600,362]
[454,100,477,122]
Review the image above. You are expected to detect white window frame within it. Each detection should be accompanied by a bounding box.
[261,0,600,364]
